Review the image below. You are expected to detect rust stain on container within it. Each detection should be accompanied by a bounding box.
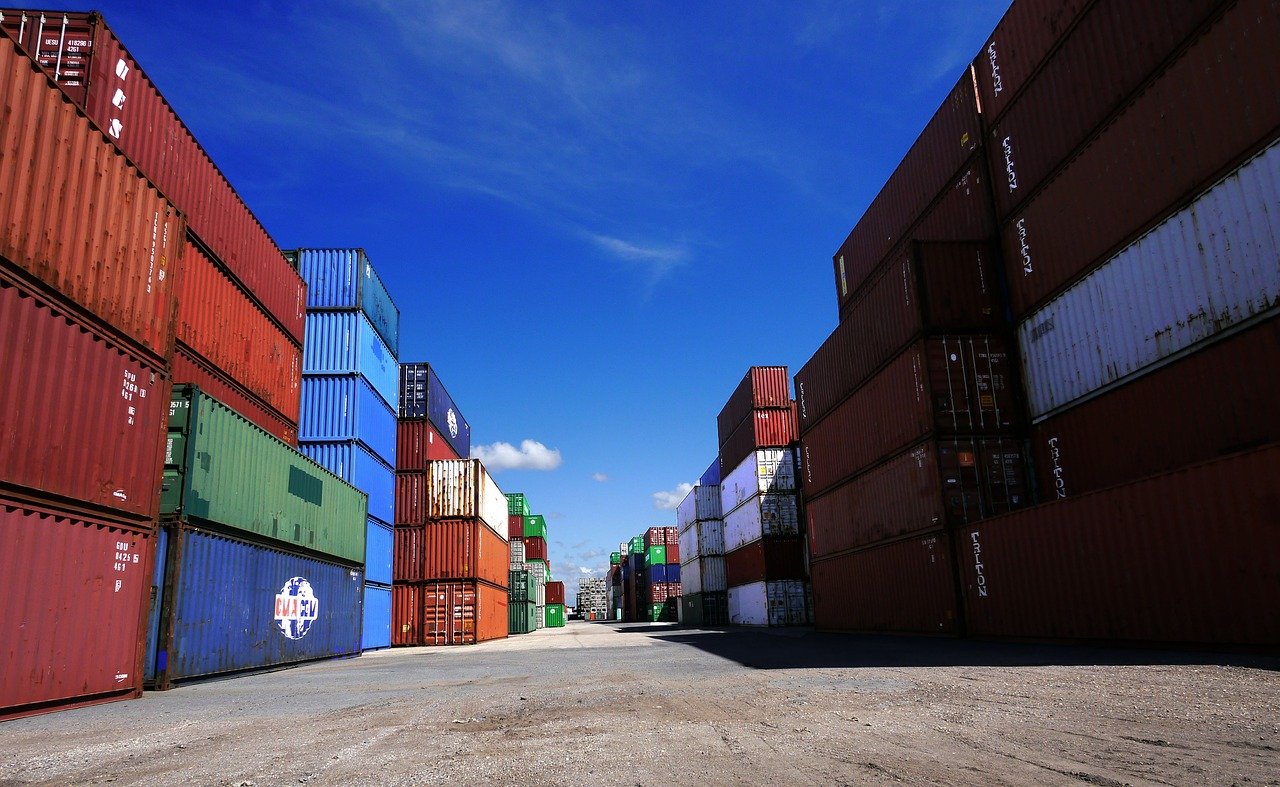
[393,580,508,646]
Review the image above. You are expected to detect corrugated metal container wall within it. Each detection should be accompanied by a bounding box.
[684,591,729,627]
[407,460,508,537]
[392,521,510,588]
[677,484,723,529]
[720,449,797,514]
[723,494,800,553]
[1002,0,1280,318]
[961,446,1280,645]
[716,366,792,444]
[0,27,182,360]
[300,375,397,467]
[680,519,725,560]
[973,0,1094,122]
[399,363,470,460]
[304,312,398,411]
[365,518,393,586]
[648,564,668,584]
[545,604,566,628]
[0,280,170,522]
[546,582,565,606]
[728,581,808,627]
[163,386,368,564]
[665,541,681,564]
[154,526,363,686]
[144,526,169,684]
[524,536,548,561]
[392,583,421,646]
[718,407,796,477]
[508,535,525,563]
[806,437,1027,560]
[0,499,151,720]
[418,580,509,645]
[699,457,721,487]
[1,11,307,343]
[361,583,392,650]
[298,441,394,526]
[681,555,728,595]
[810,533,960,635]
[172,344,298,445]
[295,248,399,354]
[1019,139,1280,418]
[725,538,808,587]
[395,419,460,471]
[176,238,301,423]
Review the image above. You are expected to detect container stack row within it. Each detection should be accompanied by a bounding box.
[506,492,561,630]
[576,578,608,620]
[676,460,727,626]
[617,528,682,622]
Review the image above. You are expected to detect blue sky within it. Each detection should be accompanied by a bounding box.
[62,1,1010,597]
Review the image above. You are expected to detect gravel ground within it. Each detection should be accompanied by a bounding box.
[1,622,1277,786]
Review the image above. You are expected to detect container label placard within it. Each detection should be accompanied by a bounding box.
[275,577,319,640]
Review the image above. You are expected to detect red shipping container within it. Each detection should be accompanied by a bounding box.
[546,581,565,606]
[0,279,170,522]
[973,0,1094,122]
[392,583,421,646]
[174,238,301,423]
[800,336,1018,499]
[664,582,682,600]
[1001,0,1280,318]
[719,407,797,481]
[419,580,508,646]
[801,241,1003,433]
[807,437,1027,560]
[0,11,306,343]
[725,537,807,588]
[644,526,665,548]
[395,419,460,472]
[0,28,182,362]
[811,532,960,636]
[507,514,524,539]
[172,342,297,446]
[664,541,680,565]
[960,445,1280,645]
[648,583,669,604]
[523,536,548,562]
[716,366,792,445]
[1032,317,1280,502]
[394,472,423,525]
[1,497,153,720]
[392,520,509,589]
[832,73,982,310]
[663,525,678,544]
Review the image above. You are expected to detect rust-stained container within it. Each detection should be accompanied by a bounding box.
[807,437,1028,560]
[392,583,421,646]
[523,535,548,562]
[799,241,1003,433]
[0,26,181,362]
[724,537,807,588]
[1,10,307,343]
[392,520,510,588]
[1032,317,1280,502]
[546,581,565,606]
[392,460,507,537]
[719,406,798,480]
[800,336,1018,499]
[174,237,301,423]
[0,279,170,523]
[665,540,680,564]
[172,343,298,446]
[395,419,460,472]
[644,526,665,548]
[393,580,508,646]
[811,532,960,636]
[716,366,792,445]
[0,497,152,720]
[960,445,1280,646]
[973,0,1094,122]
[832,73,982,309]
[1001,0,1280,318]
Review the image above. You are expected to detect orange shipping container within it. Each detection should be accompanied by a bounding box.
[393,580,508,646]
[393,520,510,588]
[172,344,298,446]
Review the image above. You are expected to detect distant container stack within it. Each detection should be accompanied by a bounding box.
[545,581,567,628]
[616,527,681,622]
[505,492,550,633]
[576,578,608,620]
[677,459,728,626]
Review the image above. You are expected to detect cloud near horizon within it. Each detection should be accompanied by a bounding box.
[652,482,693,511]
[592,472,609,482]
[471,440,563,472]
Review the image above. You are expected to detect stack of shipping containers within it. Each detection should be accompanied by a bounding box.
[525,512,552,628]
[626,527,680,622]
[293,248,400,651]
[508,565,537,635]
[576,578,608,620]
[608,552,623,620]
[506,492,547,633]
[545,581,567,628]
[677,460,728,626]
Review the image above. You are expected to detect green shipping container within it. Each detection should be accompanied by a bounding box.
[610,552,621,565]
[524,514,548,539]
[646,601,678,623]
[163,386,368,564]
[629,536,644,554]
[509,601,536,634]
[645,545,666,566]
[508,569,537,603]
[545,604,566,628]
[506,492,530,516]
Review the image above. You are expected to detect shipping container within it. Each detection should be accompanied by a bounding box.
[1019,138,1280,419]
[149,524,363,689]
[799,336,1018,499]
[546,581,565,606]
[720,448,797,515]
[300,375,397,468]
[718,406,797,478]
[807,437,1028,560]
[365,518,393,586]
[304,311,398,412]
[399,363,470,459]
[973,0,1094,122]
[681,556,727,595]
[393,520,510,588]
[392,583,421,646]
[676,484,723,529]
[172,343,298,445]
[1001,0,1280,318]
[293,248,399,354]
[506,492,530,516]
[679,519,725,561]
[810,533,960,635]
[395,419,460,471]
[725,538,807,588]
[663,525,678,544]
[545,604,566,628]
[1,498,152,720]
[508,537,526,565]
[362,583,391,650]
[523,514,548,540]
[507,514,525,539]
[163,386,368,564]
[404,580,508,646]
[666,563,682,583]
[645,545,667,566]
[716,367,792,444]
[392,460,507,537]
[508,569,537,604]
[682,591,728,627]
[0,279,170,522]
[524,535,548,562]
[960,445,1280,645]
[723,493,800,554]
[299,441,394,526]
[665,541,681,565]
[727,580,809,627]
[1,11,307,344]
[509,600,536,635]
[643,526,664,548]
[647,564,668,584]
[698,457,721,487]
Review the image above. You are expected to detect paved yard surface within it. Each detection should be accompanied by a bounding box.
[1,622,1277,785]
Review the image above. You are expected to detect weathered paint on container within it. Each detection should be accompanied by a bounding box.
[681,555,727,595]
[365,518,393,586]
[394,580,508,646]
[716,367,792,444]
[725,538,807,588]
[1019,139,1280,419]
[679,519,725,561]
[392,520,510,588]
[163,386,368,564]
[665,541,681,564]
[294,248,399,354]
[718,407,797,478]
[392,460,507,537]
[0,26,182,361]
[699,457,721,487]
[676,484,723,530]
[171,343,297,446]
[298,440,394,526]
[721,448,797,515]
[304,311,398,412]
[361,583,391,651]
[150,524,363,688]
[727,580,809,627]
[395,419,460,471]
[723,494,800,554]
[300,374,396,468]
[973,0,1094,122]
[1,498,151,720]
[0,279,170,522]
[399,363,470,460]
[960,445,1280,645]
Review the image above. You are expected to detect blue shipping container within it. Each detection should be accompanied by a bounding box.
[398,362,470,459]
[304,311,399,412]
[150,526,363,687]
[648,564,668,584]
[299,441,395,525]
[298,374,396,467]
[667,563,682,584]
[144,526,170,684]
[365,518,393,586]
[700,457,721,488]
[362,583,392,651]
[295,248,400,355]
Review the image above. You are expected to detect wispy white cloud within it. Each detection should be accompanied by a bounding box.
[591,472,609,483]
[652,482,694,511]
[472,440,563,472]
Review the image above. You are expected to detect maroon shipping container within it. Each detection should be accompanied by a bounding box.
[523,535,548,562]
[392,580,508,646]
[807,437,1027,561]
[392,583,421,646]
[725,537,807,588]
[507,514,524,539]
[1032,317,1280,502]
[0,279,170,522]
[663,525,678,544]
[648,583,670,604]
[395,419,461,472]
[0,27,182,362]
[973,0,1094,122]
[1001,0,1280,318]
[392,521,509,588]
[719,406,798,481]
[664,582,681,600]
[172,342,298,446]
[800,241,1003,433]
[644,526,665,548]
[665,540,680,565]
[546,581,565,606]
[716,366,791,445]
[960,445,1280,645]
[1,11,307,343]
[832,73,982,310]
[800,336,1019,499]
[987,0,1228,220]
[811,532,960,636]
[1,497,153,720]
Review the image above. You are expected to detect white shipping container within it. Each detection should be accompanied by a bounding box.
[681,555,727,595]
[679,519,725,561]
[535,605,545,629]
[1020,138,1280,419]
[424,459,509,538]
[677,484,723,530]
[509,539,526,565]
[728,580,810,627]
[723,493,799,553]
[721,449,796,516]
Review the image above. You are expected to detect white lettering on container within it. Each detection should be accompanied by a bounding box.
[987,42,1003,95]
[1002,136,1018,191]
[1016,217,1033,276]
[970,531,988,597]
[1046,437,1067,499]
